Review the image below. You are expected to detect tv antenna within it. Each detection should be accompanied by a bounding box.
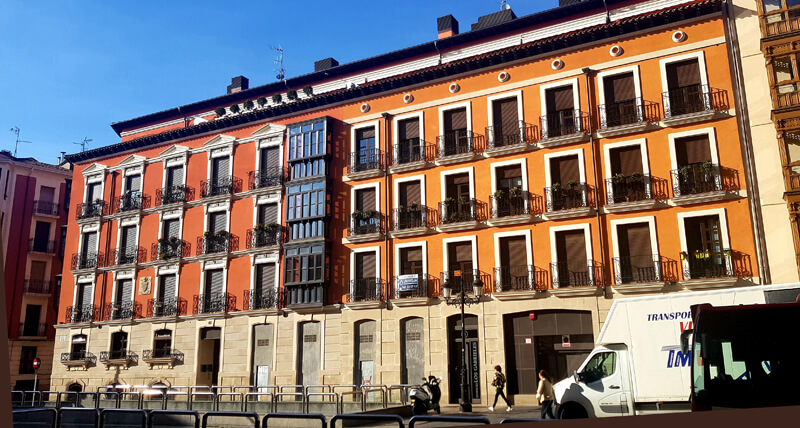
[9,126,33,157]
[271,45,285,81]
[501,0,511,11]
[73,137,93,152]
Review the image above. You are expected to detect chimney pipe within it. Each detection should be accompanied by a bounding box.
[437,15,459,39]
[227,76,249,94]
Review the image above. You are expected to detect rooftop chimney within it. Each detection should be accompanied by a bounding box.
[227,76,249,94]
[437,15,459,39]
[471,9,517,31]
[559,0,585,6]
[315,58,339,72]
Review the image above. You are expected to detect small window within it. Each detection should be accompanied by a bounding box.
[580,352,616,383]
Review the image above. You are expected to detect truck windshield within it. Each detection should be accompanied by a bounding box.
[692,305,800,408]
[580,352,616,383]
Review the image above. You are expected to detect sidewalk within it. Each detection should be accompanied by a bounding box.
[435,404,551,424]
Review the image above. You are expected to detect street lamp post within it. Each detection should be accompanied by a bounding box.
[442,273,484,413]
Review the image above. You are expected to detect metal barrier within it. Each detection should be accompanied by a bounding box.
[361,384,387,409]
[147,410,200,428]
[78,392,99,409]
[11,390,24,407]
[100,408,147,428]
[408,415,491,427]
[40,391,59,408]
[96,391,121,408]
[337,390,364,414]
[59,407,100,428]
[305,385,332,394]
[500,418,555,423]
[262,413,327,428]
[201,411,259,428]
[188,390,214,411]
[244,392,274,413]
[214,392,244,412]
[274,392,305,413]
[330,414,404,428]
[141,390,166,410]
[305,392,338,413]
[58,391,80,408]
[166,391,190,410]
[119,392,142,409]
[387,385,414,405]
[12,408,58,428]
[17,390,42,407]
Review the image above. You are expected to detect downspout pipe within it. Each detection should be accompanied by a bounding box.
[582,67,608,292]
[99,172,116,318]
[381,112,392,302]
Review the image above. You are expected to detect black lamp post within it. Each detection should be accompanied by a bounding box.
[442,274,484,413]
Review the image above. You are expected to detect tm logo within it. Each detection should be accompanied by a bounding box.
[666,349,692,368]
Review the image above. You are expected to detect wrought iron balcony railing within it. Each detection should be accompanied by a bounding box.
[684,249,734,280]
[243,288,280,310]
[248,167,285,190]
[545,184,589,212]
[61,351,96,363]
[598,98,660,129]
[540,110,588,139]
[192,292,236,314]
[29,238,57,254]
[200,176,243,198]
[155,185,194,206]
[662,84,725,118]
[33,200,60,216]
[390,274,431,299]
[151,239,190,261]
[348,211,383,236]
[246,226,282,249]
[196,232,239,255]
[108,246,147,266]
[142,349,184,360]
[550,260,596,288]
[391,139,428,165]
[613,254,662,284]
[347,278,383,303]
[671,162,723,197]
[18,323,47,337]
[112,191,149,213]
[485,121,537,149]
[24,279,51,294]
[490,190,531,218]
[440,270,484,295]
[347,149,384,174]
[99,350,138,362]
[66,305,99,323]
[494,265,537,292]
[392,206,430,230]
[606,174,653,204]
[103,301,140,321]
[438,198,478,224]
[146,297,187,317]
[76,201,105,220]
[70,252,104,270]
[437,130,476,158]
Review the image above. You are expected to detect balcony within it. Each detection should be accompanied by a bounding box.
[539,110,589,147]
[155,185,194,207]
[75,201,105,220]
[345,149,384,180]
[390,139,430,173]
[550,260,598,290]
[243,288,280,311]
[283,284,324,310]
[493,265,539,293]
[192,292,236,315]
[390,274,432,303]
[683,249,734,282]
[70,252,104,270]
[662,85,727,126]
[65,305,99,323]
[613,254,662,285]
[147,297,187,317]
[598,98,660,137]
[246,225,282,249]
[436,131,478,165]
[391,206,432,237]
[489,190,534,226]
[544,184,592,219]
[248,167,285,190]
[28,238,57,254]
[102,301,140,321]
[112,191,149,214]
[151,238,190,262]
[348,211,383,242]
[347,278,384,308]
[18,323,47,338]
[605,174,656,212]
[60,351,96,369]
[33,200,60,216]
[671,162,725,204]
[142,349,184,369]
[108,246,147,266]
[761,11,800,38]
[200,176,243,198]
[99,350,138,369]
[440,270,491,295]
[24,280,51,294]
[196,232,239,256]
[484,121,537,157]
[438,198,479,231]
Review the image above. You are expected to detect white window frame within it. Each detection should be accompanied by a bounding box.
[114,218,140,266]
[250,260,280,295]
[602,138,651,202]
[253,124,286,173]
[350,246,382,295]
[609,216,660,284]
[200,260,229,297]
[492,230,534,291]
[204,135,236,184]
[539,78,581,135]
[490,158,529,214]
[110,270,136,304]
[154,271,180,301]
[548,223,594,288]
[441,235,479,274]
[252,195,282,228]
[543,148,587,187]
[659,51,709,94]
[81,163,107,205]
[350,120,381,155]
[393,174,427,209]
[676,208,731,279]
[667,127,720,172]
[351,182,381,214]
[438,101,473,136]
[203,203,232,233]
[440,166,475,199]
[158,145,190,189]
[394,241,428,277]
[72,276,95,307]
[486,90,525,145]
[392,112,425,148]
[76,223,101,262]
[597,65,643,106]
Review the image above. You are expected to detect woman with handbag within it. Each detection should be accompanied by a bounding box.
[536,369,556,419]
[488,365,512,412]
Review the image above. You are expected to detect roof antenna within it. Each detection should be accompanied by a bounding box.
[73,137,93,152]
[9,126,32,157]
[271,45,285,81]
[501,0,511,11]
[602,0,611,24]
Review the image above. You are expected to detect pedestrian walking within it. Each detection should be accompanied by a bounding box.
[488,365,512,412]
[537,369,556,419]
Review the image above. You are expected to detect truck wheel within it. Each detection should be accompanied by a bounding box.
[558,403,588,419]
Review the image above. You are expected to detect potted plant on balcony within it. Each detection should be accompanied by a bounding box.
[363,209,378,220]
[458,196,469,204]
[351,210,364,221]
[493,189,507,200]
[409,202,420,211]
[612,173,625,184]
[509,187,523,198]
[567,180,579,189]
[630,172,643,182]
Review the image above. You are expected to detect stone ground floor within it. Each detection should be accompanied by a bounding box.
[9,339,54,391]
[47,283,737,406]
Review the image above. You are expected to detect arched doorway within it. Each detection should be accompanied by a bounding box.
[447,314,480,404]
[354,320,376,386]
[400,317,425,385]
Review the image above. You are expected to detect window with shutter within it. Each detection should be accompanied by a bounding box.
[261,147,280,170]
[82,232,97,258]
[87,183,102,202]
[355,188,377,211]
[212,157,230,183]
[39,186,55,203]
[256,263,276,294]
[159,275,176,301]
[492,98,519,143]
[126,174,141,193]
[205,269,224,296]
[355,252,377,279]
[115,279,133,304]
[675,135,712,166]
[79,284,94,307]
[400,247,423,275]
[398,182,422,207]
[163,219,180,240]
[550,155,581,185]
[209,212,227,234]
[444,108,468,133]
[609,146,644,176]
[167,166,184,188]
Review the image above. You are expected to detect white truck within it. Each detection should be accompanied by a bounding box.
[552,283,800,419]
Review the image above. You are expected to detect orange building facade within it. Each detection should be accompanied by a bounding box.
[50,0,769,407]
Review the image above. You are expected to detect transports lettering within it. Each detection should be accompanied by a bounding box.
[647,311,692,321]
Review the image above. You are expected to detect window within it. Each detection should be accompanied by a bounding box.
[488,95,523,147]
[153,329,172,357]
[33,221,51,252]
[547,153,587,211]
[497,236,529,290]
[70,334,87,357]
[166,165,184,189]
[395,117,424,164]
[285,245,325,285]
[662,55,709,116]
[440,107,471,156]
[683,214,727,279]
[784,132,800,188]
[601,72,639,127]
[257,203,279,226]
[613,220,658,284]
[542,81,580,138]
[553,229,591,287]
[252,263,277,309]
[445,241,475,293]
[110,331,128,359]
[354,127,379,171]
[19,346,37,374]
[286,182,326,241]
[580,352,616,383]
[288,121,326,161]
[761,0,800,24]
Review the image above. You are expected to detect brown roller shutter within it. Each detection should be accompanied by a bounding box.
[357,252,377,278]
[667,59,701,89]
[399,119,420,141]
[399,181,421,207]
[448,242,473,269]
[451,173,469,185]
[605,73,636,103]
[676,135,712,165]
[30,261,46,282]
[357,127,375,140]
[401,247,423,275]
[444,108,467,132]
[610,146,644,176]
[547,86,574,112]
[497,165,523,180]
[356,188,376,211]
[493,98,519,135]
[504,236,527,267]
[557,230,587,269]
[551,155,581,185]
[619,223,652,258]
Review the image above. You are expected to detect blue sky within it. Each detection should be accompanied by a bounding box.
[0,0,559,163]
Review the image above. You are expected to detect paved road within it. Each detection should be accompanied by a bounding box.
[411,404,551,425]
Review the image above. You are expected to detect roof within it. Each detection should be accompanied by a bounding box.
[69,0,721,164]
[0,150,72,174]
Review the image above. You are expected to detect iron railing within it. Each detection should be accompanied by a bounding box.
[485,121,536,149]
[18,323,47,337]
[545,184,589,212]
[392,206,429,230]
[155,185,194,206]
[347,149,383,174]
[65,305,99,323]
[390,274,430,299]
[551,260,596,288]
[347,278,383,302]
[103,301,139,321]
[494,265,536,292]
[23,280,51,294]
[248,167,285,190]
[108,247,147,266]
[151,239,190,261]
[662,84,724,117]
[246,227,282,249]
[540,109,588,139]
[613,254,662,284]
[146,297,187,317]
[99,350,137,362]
[112,191,148,213]
[70,252,104,270]
[440,270,482,295]
[192,292,236,314]
[598,98,660,129]
[200,176,243,198]
[672,162,723,197]
[437,130,475,157]
[33,200,60,216]
[348,211,383,236]
[243,288,280,310]
[490,191,530,218]
[606,174,653,204]
[28,238,57,254]
[391,139,427,165]
[438,198,478,224]
[76,201,105,220]
[60,351,96,363]
[196,233,239,255]
[142,349,184,360]
[685,250,734,280]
